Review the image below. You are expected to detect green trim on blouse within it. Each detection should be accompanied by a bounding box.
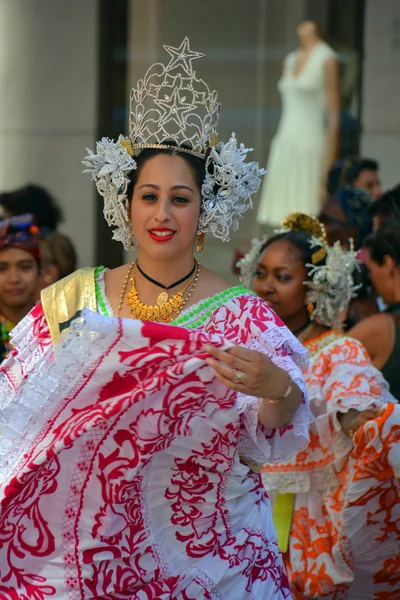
[94,266,108,316]
[171,286,255,328]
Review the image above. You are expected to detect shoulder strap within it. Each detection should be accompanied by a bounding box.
[41,267,97,345]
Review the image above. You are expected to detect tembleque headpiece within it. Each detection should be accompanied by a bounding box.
[238,213,360,329]
[83,37,265,249]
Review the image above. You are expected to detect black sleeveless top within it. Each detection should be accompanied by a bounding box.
[381,302,400,402]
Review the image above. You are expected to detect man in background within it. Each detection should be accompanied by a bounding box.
[326,157,383,200]
[369,184,400,231]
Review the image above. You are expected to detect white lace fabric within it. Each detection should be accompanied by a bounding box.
[236,328,311,465]
[0,313,118,485]
[262,334,395,494]
[198,294,310,466]
[0,290,311,479]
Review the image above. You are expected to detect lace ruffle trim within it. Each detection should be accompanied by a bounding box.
[237,325,311,465]
[0,312,117,485]
[262,361,394,493]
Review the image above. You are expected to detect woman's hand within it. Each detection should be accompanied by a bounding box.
[338,407,384,438]
[202,343,302,429]
[202,343,289,400]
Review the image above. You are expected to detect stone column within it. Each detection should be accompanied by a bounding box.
[0,0,98,266]
[361,0,400,188]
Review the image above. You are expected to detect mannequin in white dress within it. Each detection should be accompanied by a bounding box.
[257,21,340,226]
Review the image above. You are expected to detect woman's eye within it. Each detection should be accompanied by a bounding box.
[142,193,157,201]
[278,274,291,282]
[173,196,189,204]
[254,270,265,279]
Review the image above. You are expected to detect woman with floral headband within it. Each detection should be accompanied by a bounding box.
[0,39,310,599]
[238,213,400,599]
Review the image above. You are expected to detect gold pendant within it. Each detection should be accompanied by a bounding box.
[156,291,169,306]
[125,265,198,323]
[126,287,185,323]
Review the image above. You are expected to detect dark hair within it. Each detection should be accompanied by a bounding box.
[369,184,400,220]
[127,145,206,201]
[259,230,326,278]
[0,184,63,231]
[364,221,400,267]
[327,158,379,196]
[40,231,77,279]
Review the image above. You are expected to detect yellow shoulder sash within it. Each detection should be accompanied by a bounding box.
[41,267,97,345]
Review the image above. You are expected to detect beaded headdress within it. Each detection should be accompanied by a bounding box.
[83,37,264,249]
[238,213,360,328]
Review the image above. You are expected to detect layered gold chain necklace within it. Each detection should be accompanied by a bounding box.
[117,260,200,322]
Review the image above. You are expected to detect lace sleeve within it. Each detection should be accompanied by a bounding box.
[261,335,395,494]
[0,303,51,411]
[317,336,393,417]
[315,336,394,456]
[204,294,311,465]
[237,324,311,465]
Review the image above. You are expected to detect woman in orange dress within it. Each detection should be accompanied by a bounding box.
[239,213,400,600]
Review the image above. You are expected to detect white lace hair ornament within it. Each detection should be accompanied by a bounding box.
[238,213,360,328]
[82,37,265,250]
[237,236,268,289]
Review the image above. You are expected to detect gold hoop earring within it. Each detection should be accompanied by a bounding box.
[196,232,205,252]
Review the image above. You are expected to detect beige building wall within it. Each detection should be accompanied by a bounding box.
[0,0,99,267]
[2,1,393,275]
[361,0,400,189]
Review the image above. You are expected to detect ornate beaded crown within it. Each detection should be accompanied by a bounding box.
[83,38,264,249]
[129,37,220,158]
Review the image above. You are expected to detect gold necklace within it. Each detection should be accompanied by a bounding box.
[117,261,200,322]
[297,322,315,343]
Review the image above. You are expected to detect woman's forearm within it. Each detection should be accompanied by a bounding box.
[258,372,302,429]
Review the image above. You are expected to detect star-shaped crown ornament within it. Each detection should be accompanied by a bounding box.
[129,37,221,158]
[83,37,265,249]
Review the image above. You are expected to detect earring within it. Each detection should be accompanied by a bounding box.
[307,302,314,316]
[129,222,137,250]
[196,232,205,252]
[130,235,137,251]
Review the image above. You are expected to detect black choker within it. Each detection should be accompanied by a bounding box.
[292,321,311,336]
[136,260,197,291]
[386,301,400,315]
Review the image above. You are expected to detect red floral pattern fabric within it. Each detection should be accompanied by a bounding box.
[0,294,309,599]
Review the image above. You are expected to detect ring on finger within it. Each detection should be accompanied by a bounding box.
[233,370,245,383]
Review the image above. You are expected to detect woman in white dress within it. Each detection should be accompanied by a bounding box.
[257,21,340,226]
